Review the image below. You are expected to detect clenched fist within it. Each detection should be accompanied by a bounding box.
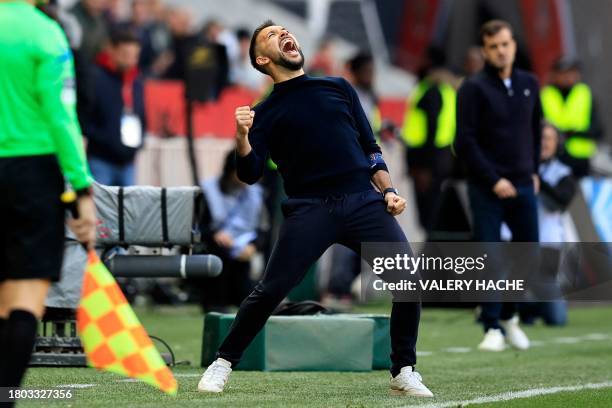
[385,193,407,216]
[235,106,255,139]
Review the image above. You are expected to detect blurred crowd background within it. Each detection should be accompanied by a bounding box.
[44,0,612,317]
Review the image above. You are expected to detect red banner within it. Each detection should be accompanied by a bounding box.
[520,0,564,81]
[144,81,406,138]
[395,0,442,72]
[144,81,259,138]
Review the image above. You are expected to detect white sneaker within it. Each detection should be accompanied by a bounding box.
[197,358,232,393]
[390,366,434,397]
[478,328,506,351]
[500,316,530,350]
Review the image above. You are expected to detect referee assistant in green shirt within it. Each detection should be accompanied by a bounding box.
[0,0,97,391]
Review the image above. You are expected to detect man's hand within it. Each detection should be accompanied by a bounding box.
[67,195,97,250]
[235,106,255,139]
[385,193,407,216]
[214,231,234,249]
[532,174,540,194]
[235,106,254,156]
[237,244,256,262]
[492,178,517,199]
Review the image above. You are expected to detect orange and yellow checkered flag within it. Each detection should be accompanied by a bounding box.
[76,251,178,395]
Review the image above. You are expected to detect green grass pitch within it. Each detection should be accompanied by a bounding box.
[20,304,612,407]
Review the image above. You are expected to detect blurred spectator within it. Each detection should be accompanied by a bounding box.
[204,19,240,70]
[38,0,83,50]
[231,28,267,91]
[118,1,149,45]
[70,0,110,64]
[463,46,484,77]
[346,52,381,132]
[199,150,263,312]
[68,0,111,127]
[82,29,145,186]
[149,0,164,20]
[519,123,576,326]
[119,0,172,77]
[164,7,197,81]
[541,57,604,178]
[538,124,577,243]
[321,244,361,312]
[308,37,337,76]
[401,47,456,234]
[163,13,230,100]
[200,19,231,98]
[104,0,126,25]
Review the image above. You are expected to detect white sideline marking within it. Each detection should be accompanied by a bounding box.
[56,384,97,388]
[436,332,610,355]
[115,374,201,381]
[417,351,434,357]
[411,381,612,408]
[582,333,609,341]
[442,347,471,353]
[554,337,581,344]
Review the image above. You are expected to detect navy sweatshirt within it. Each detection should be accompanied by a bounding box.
[455,64,542,189]
[237,75,387,197]
[82,64,146,165]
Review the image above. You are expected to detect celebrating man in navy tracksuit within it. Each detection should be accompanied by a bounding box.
[198,20,433,397]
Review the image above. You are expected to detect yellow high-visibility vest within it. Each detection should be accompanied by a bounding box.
[401,81,456,149]
[371,105,382,136]
[541,83,596,159]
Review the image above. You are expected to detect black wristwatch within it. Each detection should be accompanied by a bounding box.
[382,187,399,198]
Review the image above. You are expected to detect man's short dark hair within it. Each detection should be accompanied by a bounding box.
[249,20,276,75]
[236,27,250,41]
[109,28,140,47]
[480,20,513,45]
[552,56,581,72]
[348,52,373,75]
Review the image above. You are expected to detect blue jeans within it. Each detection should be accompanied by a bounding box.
[519,301,567,326]
[468,182,539,332]
[88,156,135,187]
[519,247,567,326]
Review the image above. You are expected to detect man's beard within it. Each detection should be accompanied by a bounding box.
[489,60,505,71]
[275,48,305,71]
[488,56,512,72]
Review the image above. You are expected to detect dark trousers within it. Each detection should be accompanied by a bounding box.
[216,189,420,375]
[468,182,539,332]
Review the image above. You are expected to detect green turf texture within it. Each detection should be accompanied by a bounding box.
[20,304,612,407]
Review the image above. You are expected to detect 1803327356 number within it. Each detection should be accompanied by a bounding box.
[2,388,73,401]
